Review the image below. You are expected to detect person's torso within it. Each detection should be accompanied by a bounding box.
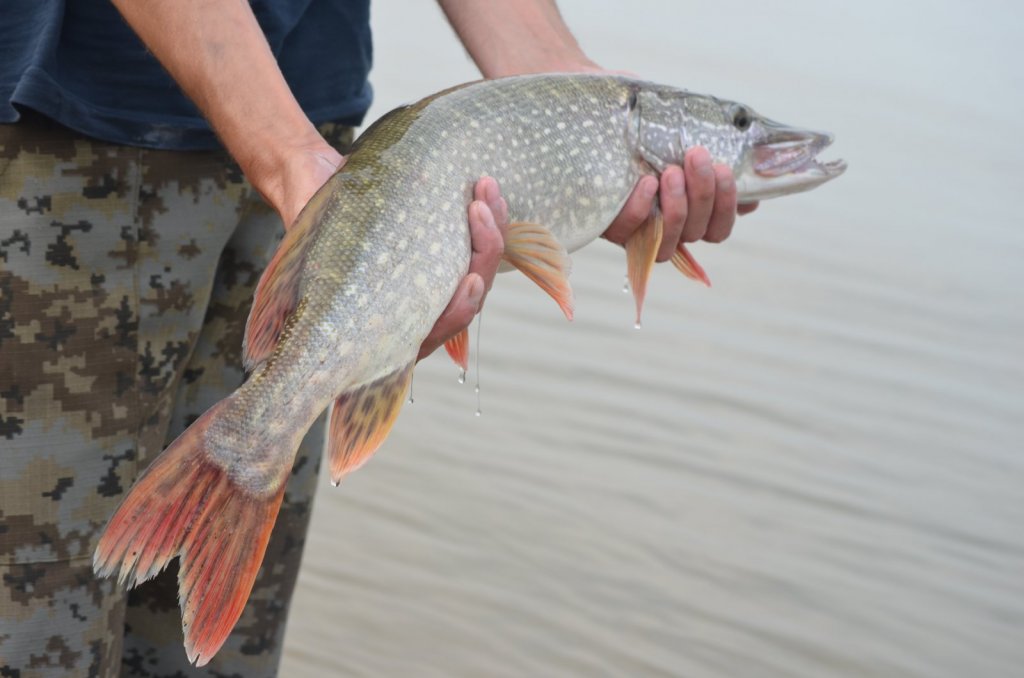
[0,0,373,149]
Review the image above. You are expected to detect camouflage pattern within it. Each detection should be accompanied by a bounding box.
[0,112,353,677]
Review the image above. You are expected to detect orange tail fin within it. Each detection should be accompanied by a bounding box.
[93,401,286,667]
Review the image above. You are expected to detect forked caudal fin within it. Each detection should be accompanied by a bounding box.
[93,400,287,667]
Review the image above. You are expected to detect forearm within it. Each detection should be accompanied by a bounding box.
[110,0,323,213]
[437,0,598,78]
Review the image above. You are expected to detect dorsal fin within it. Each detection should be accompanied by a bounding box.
[242,174,338,371]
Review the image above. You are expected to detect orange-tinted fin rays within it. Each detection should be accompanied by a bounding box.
[671,241,711,287]
[502,221,574,320]
[624,209,664,326]
[93,399,287,667]
[242,173,340,371]
[444,328,469,371]
[329,361,415,484]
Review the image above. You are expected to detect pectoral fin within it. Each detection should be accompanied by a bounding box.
[444,328,469,371]
[625,209,664,326]
[670,242,711,287]
[502,221,574,320]
[328,362,414,485]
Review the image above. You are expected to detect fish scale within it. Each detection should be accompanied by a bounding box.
[92,73,845,666]
[214,77,646,488]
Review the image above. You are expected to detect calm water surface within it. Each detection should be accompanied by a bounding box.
[280,2,1024,676]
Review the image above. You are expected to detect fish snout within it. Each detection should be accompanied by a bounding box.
[734,121,846,202]
[752,124,839,178]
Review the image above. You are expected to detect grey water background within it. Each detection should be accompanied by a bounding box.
[280,1,1024,675]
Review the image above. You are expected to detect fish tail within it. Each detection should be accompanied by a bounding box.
[93,398,286,667]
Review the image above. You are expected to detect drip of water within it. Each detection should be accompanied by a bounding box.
[474,312,483,416]
[407,371,415,404]
[458,369,466,384]
[622,274,630,294]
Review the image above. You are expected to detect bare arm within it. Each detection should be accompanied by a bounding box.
[437,0,757,257]
[109,0,500,358]
[437,0,599,77]
[109,0,341,228]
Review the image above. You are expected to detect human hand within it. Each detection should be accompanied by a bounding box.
[602,147,759,261]
[417,177,507,362]
[272,141,347,229]
[273,137,505,362]
[526,65,759,260]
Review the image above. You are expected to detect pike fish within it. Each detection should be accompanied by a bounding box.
[93,74,845,665]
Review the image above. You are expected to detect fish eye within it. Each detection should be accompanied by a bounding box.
[732,106,752,131]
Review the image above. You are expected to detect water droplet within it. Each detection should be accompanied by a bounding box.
[457,370,466,384]
[634,321,642,330]
[475,409,482,417]
[622,274,630,294]
[475,313,484,416]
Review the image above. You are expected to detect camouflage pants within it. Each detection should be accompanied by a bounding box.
[0,113,352,677]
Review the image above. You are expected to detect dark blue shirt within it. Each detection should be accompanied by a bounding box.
[0,0,373,150]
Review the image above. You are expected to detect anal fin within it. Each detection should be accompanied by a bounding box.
[502,221,574,320]
[625,209,664,326]
[329,362,415,484]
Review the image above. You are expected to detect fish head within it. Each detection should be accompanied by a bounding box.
[632,84,846,202]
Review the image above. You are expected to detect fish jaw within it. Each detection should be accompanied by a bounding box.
[735,120,846,202]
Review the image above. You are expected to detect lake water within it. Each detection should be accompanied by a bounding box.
[280,2,1024,676]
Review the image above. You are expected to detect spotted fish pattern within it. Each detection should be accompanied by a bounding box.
[92,74,845,666]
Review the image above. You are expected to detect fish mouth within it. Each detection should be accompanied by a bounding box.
[736,122,846,202]
[753,127,846,179]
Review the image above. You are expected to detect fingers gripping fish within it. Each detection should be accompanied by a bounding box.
[93,74,844,665]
